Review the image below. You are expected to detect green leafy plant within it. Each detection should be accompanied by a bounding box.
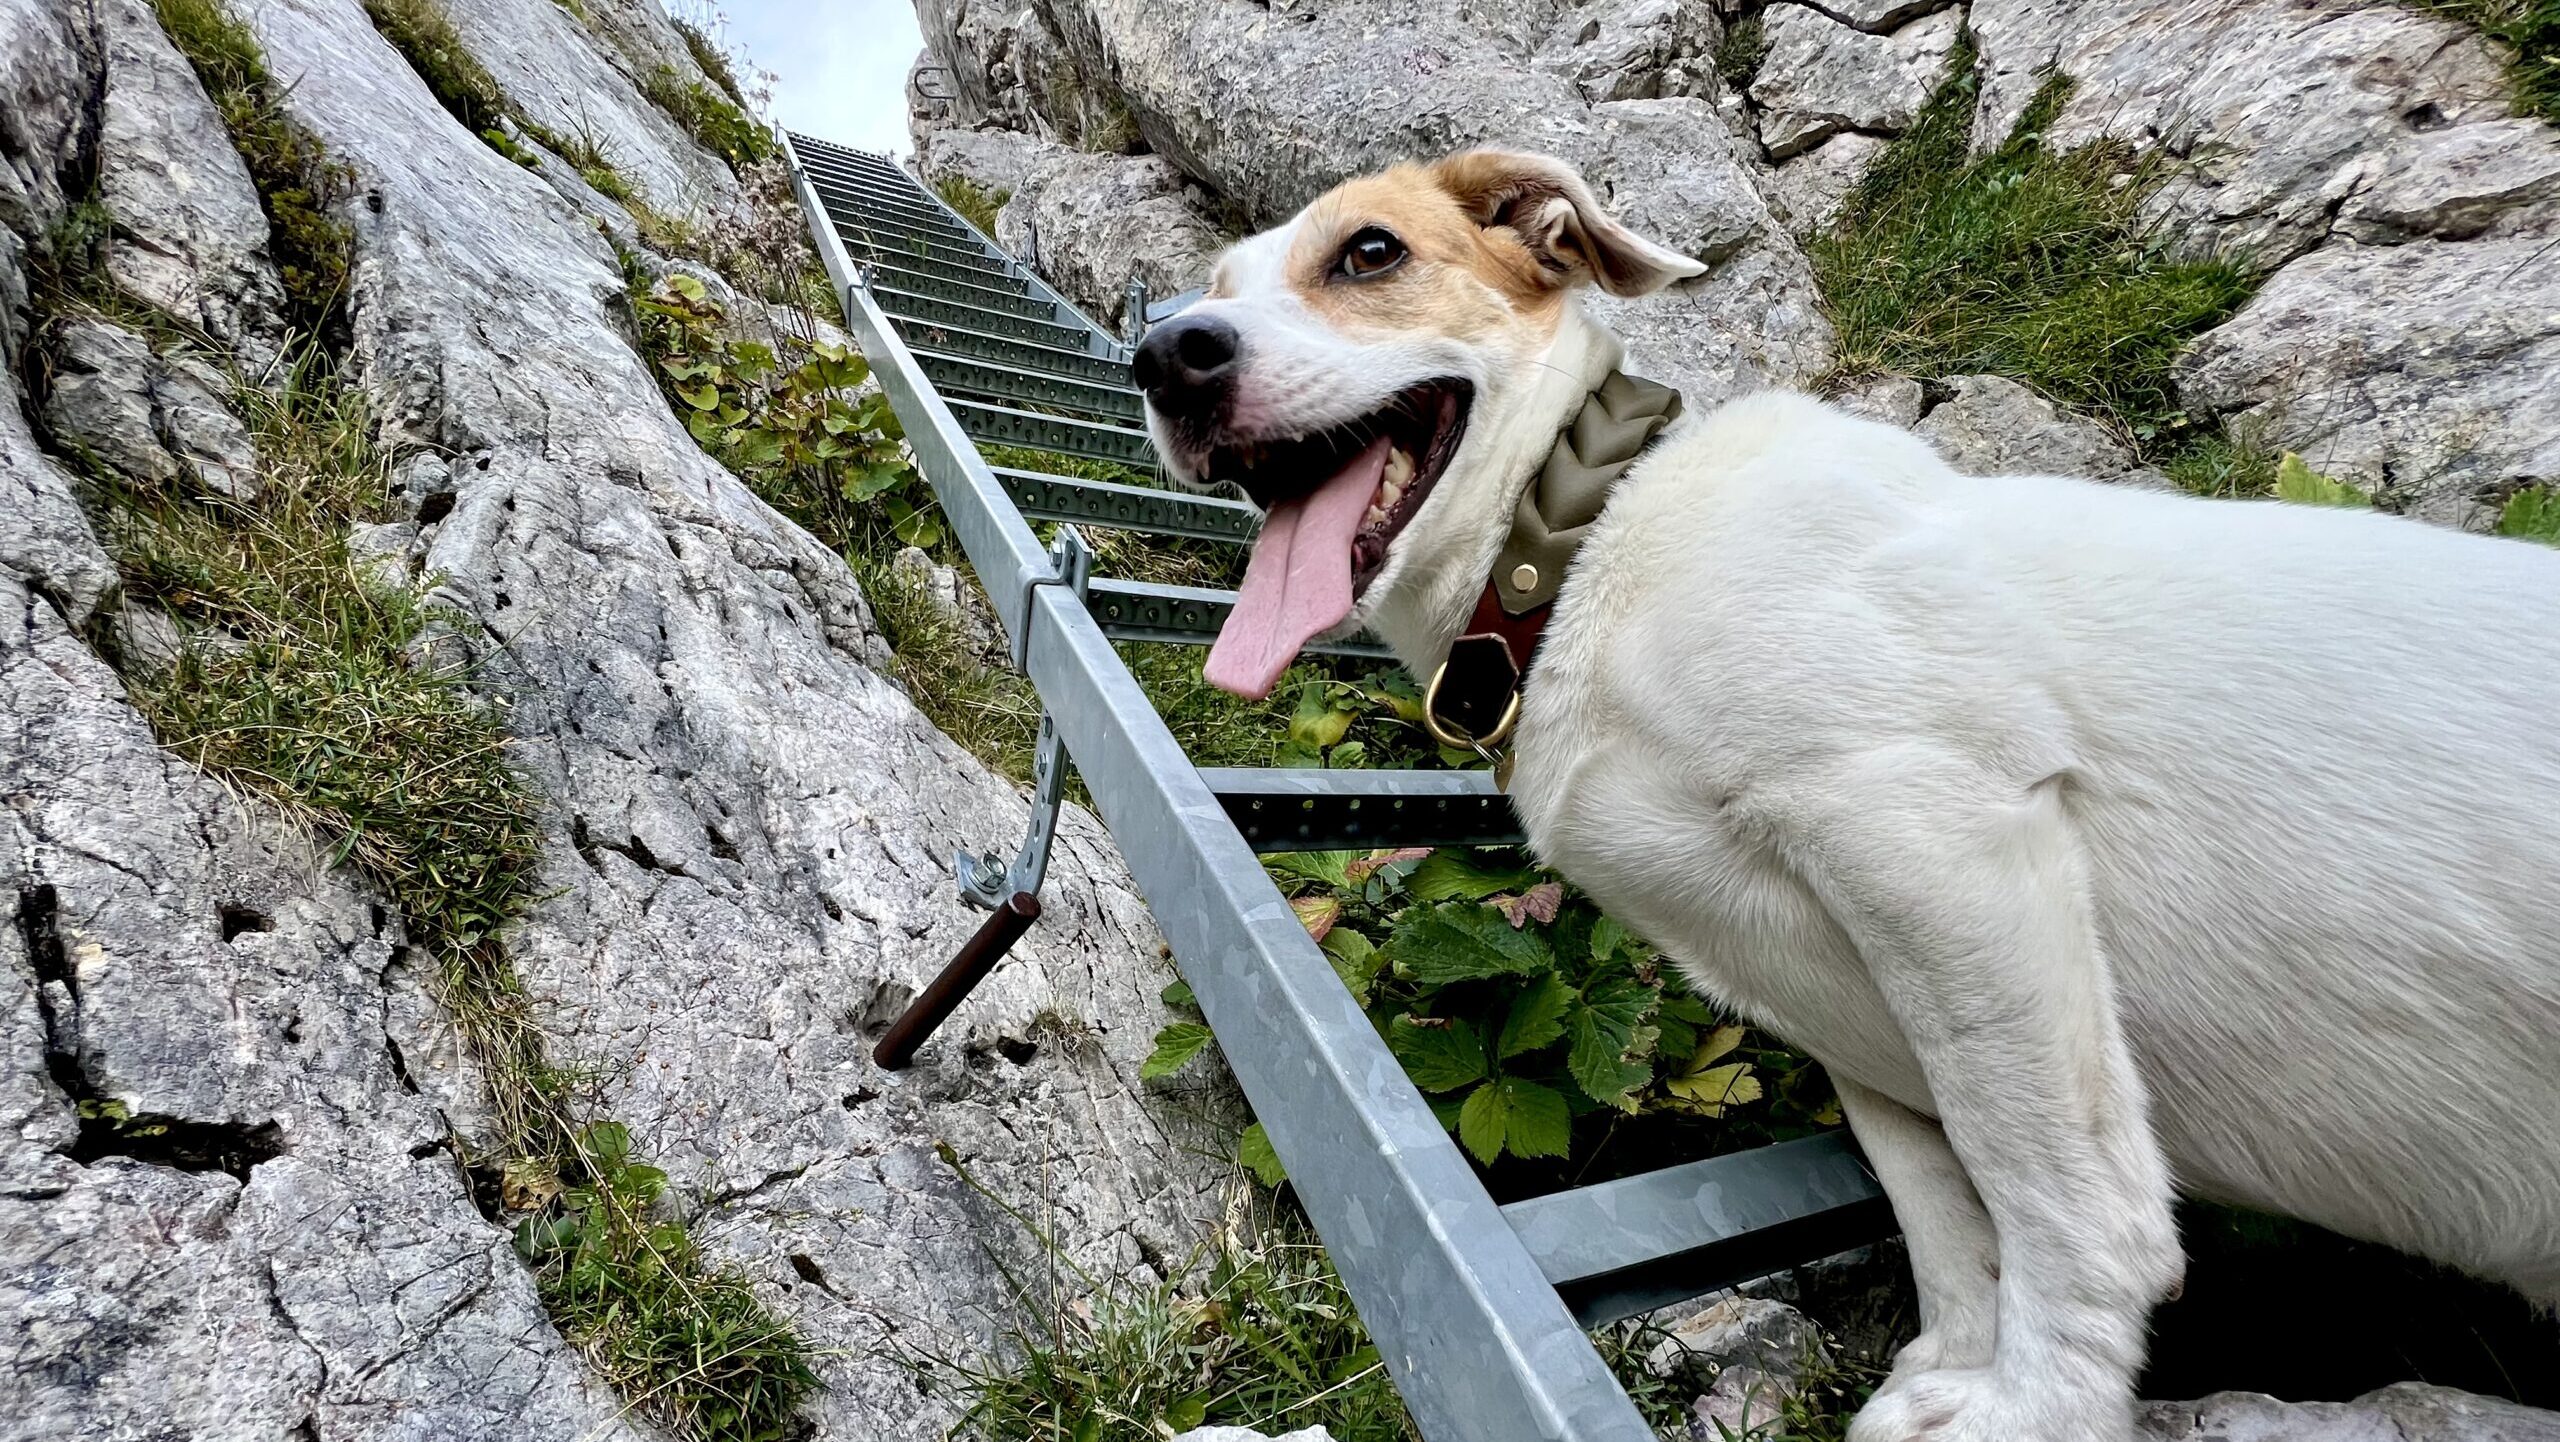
[675,19,752,109]
[635,272,934,545]
[363,0,506,136]
[1714,13,1768,90]
[2498,484,2560,543]
[641,63,775,170]
[1811,43,2256,455]
[1151,847,1837,1170]
[2271,452,2370,508]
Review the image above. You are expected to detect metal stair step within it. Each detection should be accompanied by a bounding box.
[951,398,1156,467]
[841,237,1014,285]
[888,315,1125,380]
[1196,768,1522,851]
[837,226,1005,276]
[872,259,1033,303]
[1086,579,1392,659]
[800,154,918,193]
[872,264,1054,319]
[920,352,1143,424]
[1502,1133,1893,1328]
[878,287,1090,348]
[811,181,968,236]
[992,466,1256,543]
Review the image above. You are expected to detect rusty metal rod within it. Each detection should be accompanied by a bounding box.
[872,891,1041,1069]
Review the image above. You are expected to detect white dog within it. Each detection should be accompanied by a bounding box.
[1131,149,2560,1440]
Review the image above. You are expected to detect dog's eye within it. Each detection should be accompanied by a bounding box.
[1336,227,1407,280]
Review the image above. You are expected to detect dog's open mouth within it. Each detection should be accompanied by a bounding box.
[1200,380,1472,699]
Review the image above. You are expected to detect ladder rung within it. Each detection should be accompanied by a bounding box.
[952,398,1155,466]
[873,261,1034,306]
[836,220,1003,267]
[816,184,968,236]
[992,466,1254,542]
[1501,1133,1894,1329]
[879,288,1088,347]
[889,316,1123,380]
[1196,768,1521,851]
[922,352,1142,423]
[1085,578,1393,658]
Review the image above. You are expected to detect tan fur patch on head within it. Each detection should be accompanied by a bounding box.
[1283,163,1566,340]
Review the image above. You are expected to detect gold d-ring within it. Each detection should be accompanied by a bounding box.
[1421,660,1522,751]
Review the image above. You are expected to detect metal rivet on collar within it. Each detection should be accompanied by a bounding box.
[1509,563,1540,593]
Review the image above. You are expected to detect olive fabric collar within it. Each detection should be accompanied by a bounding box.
[1421,368,1683,759]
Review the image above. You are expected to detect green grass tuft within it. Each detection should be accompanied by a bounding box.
[935,175,1011,238]
[363,0,508,137]
[675,19,751,110]
[1714,12,1767,91]
[1810,43,2256,453]
[2498,484,2560,543]
[151,0,356,336]
[640,64,775,171]
[2417,0,2560,123]
[2161,428,2282,499]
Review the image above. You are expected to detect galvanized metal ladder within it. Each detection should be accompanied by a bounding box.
[782,131,1895,1442]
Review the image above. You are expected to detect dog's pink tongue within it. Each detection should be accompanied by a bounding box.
[1205,435,1392,699]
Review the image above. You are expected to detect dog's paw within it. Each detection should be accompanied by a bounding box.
[1847,1367,2134,1442]
[1886,1325,1995,1380]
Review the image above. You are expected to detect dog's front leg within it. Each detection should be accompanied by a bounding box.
[1796,753,2181,1442]
[1833,1076,2000,1380]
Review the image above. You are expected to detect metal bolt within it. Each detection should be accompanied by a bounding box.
[1510,563,1540,592]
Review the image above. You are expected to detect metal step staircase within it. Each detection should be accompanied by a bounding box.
[785,131,1893,1442]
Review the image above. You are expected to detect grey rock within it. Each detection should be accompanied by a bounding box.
[2336,117,2560,245]
[1168,1428,1338,1442]
[242,4,1243,1439]
[108,601,187,674]
[96,0,286,361]
[998,146,1228,328]
[1810,0,1958,30]
[2176,236,2560,522]
[1749,4,1961,160]
[437,0,741,213]
[1829,373,1926,428]
[0,0,103,374]
[347,519,422,587]
[1536,0,1723,105]
[0,568,644,1438]
[40,317,260,498]
[918,124,1056,196]
[2135,1383,2560,1442]
[0,400,116,627]
[1760,130,1887,237]
[1967,0,2531,267]
[1648,1294,1819,1380]
[1916,374,2168,488]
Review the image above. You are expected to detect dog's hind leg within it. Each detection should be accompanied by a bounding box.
[1791,753,2181,1442]
[1834,1076,2000,1380]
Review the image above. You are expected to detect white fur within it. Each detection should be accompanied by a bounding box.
[1182,177,2560,1442]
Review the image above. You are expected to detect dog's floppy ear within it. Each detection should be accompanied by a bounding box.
[1429,149,1707,297]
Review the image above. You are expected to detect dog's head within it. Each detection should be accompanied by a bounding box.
[1135,150,1703,698]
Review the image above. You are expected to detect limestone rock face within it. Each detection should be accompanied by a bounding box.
[4,0,1236,1437]
[1749,3,1962,159]
[96,0,287,361]
[996,145,1229,328]
[1916,374,2167,489]
[2135,1383,2560,1442]
[1536,0,1724,105]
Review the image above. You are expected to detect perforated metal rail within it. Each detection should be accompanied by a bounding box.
[786,132,1893,1442]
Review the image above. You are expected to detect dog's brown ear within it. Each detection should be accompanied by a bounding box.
[1429,150,1706,297]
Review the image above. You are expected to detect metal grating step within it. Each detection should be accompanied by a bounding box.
[1086,578,1391,657]
[889,316,1126,380]
[872,264,1054,318]
[921,353,1144,424]
[878,288,1090,348]
[992,466,1256,543]
[951,398,1156,467]
[1503,1134,1891,1328]
[1199,768,1524,851]
[842,236,1014,285]
[812,183,971,238]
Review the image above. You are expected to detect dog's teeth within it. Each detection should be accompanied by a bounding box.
[1384,447,1415,485]
[1379,478,1403,509]
[1364,504,1388,528]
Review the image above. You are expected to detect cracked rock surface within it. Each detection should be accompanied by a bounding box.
[6,0,1235,1436]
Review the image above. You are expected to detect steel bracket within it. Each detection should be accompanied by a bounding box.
[955,526,1090,910]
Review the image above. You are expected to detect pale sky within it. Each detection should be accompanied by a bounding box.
[716,0,926,159]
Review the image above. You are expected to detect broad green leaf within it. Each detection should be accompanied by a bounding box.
[1382,902,1555,985]
[1261,849,1355,890]
[1566,973,1661,1111]
[1162,1395,1208,1432]
[1073,1412,1102,1442]
[677,382,722,412]
[2274,452,2368,507]
[1287,682,1356,749]
[1141,1022,1215,1080]
[1387,1016,1489,1092]
[663,273,708,301]
[2498,485,2560,545]
[1497,973,1577,1058]
[1320,927,1382,1001]
[1160,979,1196,1009]
[1291,892,1342,941]
[582,1120,631,1168]
[1665,1061,1763,1115]
[1691,1023,1747,1068]
[1407,850,1540,903]
[1458,1077,1574,1163]
[1589,912,1630,960]
[1237,1122,1285,1186]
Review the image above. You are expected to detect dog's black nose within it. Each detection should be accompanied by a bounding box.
[1132,314,1240,419]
